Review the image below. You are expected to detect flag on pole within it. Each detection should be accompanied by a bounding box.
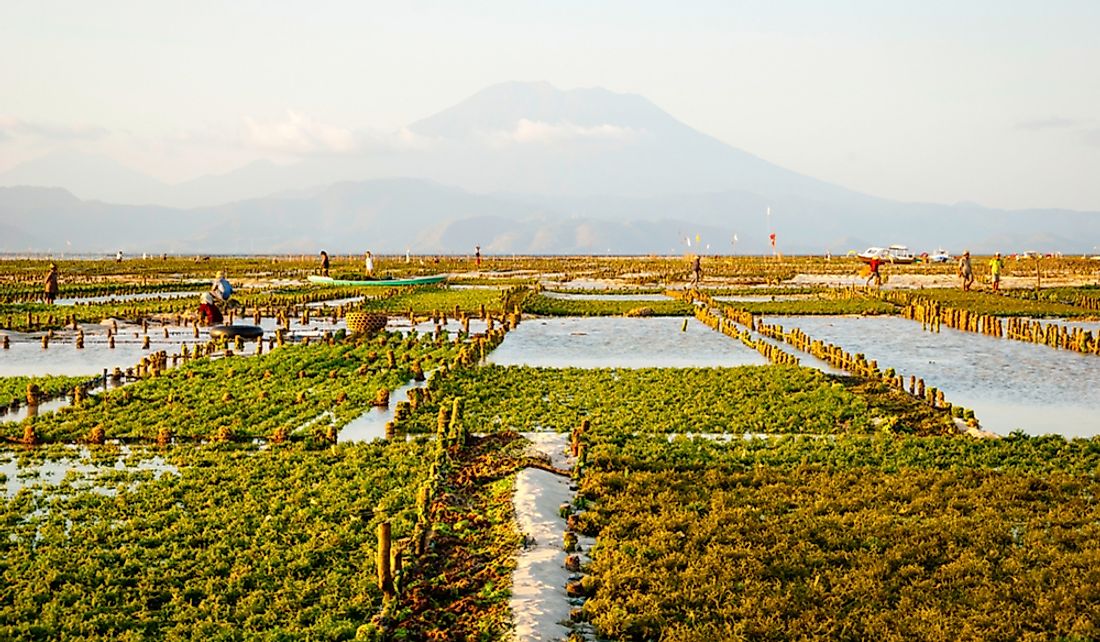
[769,233,776,247]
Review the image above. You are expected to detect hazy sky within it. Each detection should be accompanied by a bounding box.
[2,0,1098,210]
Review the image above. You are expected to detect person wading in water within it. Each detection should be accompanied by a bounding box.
[44,263,59,304]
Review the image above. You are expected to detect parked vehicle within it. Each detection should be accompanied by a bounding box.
[858,245,916,264]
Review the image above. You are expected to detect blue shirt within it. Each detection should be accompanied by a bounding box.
[212,277,233,301]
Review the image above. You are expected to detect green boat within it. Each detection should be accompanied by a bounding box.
[307,274,447,287]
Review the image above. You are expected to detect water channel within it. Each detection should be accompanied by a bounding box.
[769,315,1100,438]
[489,316,768,368]
[0,446,177,499]
[539,291,672,302]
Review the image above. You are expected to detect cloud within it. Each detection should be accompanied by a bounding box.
[0,115,108,141]
[241,111,433,156]
[365,126,435,152]
[1015,116,1100,149]
[1015,116,1082,131]
[489,119,643,146]
[243,110,359,155]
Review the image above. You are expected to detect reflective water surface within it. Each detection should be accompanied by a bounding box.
[772,315,1100,438]
[490,317,768,368]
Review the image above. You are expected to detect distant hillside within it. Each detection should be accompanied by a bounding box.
[1,82,858,206]
[3,183,1098,255]
[2,81,1098,253]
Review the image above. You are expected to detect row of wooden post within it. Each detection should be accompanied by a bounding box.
[885,291,1099,356]
[371,312,524,621]
[686,293,973,420]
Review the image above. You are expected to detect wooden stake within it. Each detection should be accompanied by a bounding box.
[377,522,394,599]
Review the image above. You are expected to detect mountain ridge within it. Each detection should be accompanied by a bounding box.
[2,181,1096,256]
[2,81,1098,254]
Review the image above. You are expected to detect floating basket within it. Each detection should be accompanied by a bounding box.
[346,312,387,335]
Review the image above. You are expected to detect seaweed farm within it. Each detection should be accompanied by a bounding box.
[773,315,1100,437]
[2,255,1099,640]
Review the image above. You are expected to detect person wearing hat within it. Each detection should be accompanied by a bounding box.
[198,291,223,325]
[211,270,233,304]
[199,271,233,325]
[364,250,374,277]
[43,263,59,304]
[957,251,974,291]
[989,252,1005,291]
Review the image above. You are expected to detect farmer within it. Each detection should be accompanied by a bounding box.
[319,250,330,276]
[866,256,882,287]
[198,291,223,325]
[989,252,1005,291]
[691,255,703,287]
[364,251,374,276]
[211,270,233,305]
[475,245,481,268]
[44,263,59,304]
[958,251,974,291]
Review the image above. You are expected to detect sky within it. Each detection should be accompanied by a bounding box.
[1,0,1098,211]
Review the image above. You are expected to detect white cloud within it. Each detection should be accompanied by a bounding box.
[242,110,358,155]
[367,126,435,152]
[1083,129,1100,148]
[1014,116,1100,149]
[1015,116,1080,131]
[490,119,643,146]
[241,111,434,156]
[0,115,107,141]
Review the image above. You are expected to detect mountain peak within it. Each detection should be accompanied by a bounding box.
[409,81,675,139]
[0,185,82,208]
[0,149,166,204]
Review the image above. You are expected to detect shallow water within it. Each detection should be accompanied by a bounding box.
[0,316,346,377]
[0,446,177,499]
[773,315,1100,438]
[55,291,201,306]
[0,332,197,377]
[0,396,75,423]
[385,317,491,336]
[1035,318,1100,332]
[540,291,672,301]
[713,294,809,303]
[338,377,431,443]
[0,309,492,378]
[490,317,769,368]
[305,296,365,308]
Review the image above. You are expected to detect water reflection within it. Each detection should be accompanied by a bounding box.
[338,377,430,443]
[489,317,768,368]
[0,446,177,499]
[773,315,1100,438]
[540,292,672,301]
[713,294,810,303]
[55,291,201,306]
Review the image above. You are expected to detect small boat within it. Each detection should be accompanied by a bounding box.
[307,274,447,287]
[858,245,916,264]
[209,324,264,339]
